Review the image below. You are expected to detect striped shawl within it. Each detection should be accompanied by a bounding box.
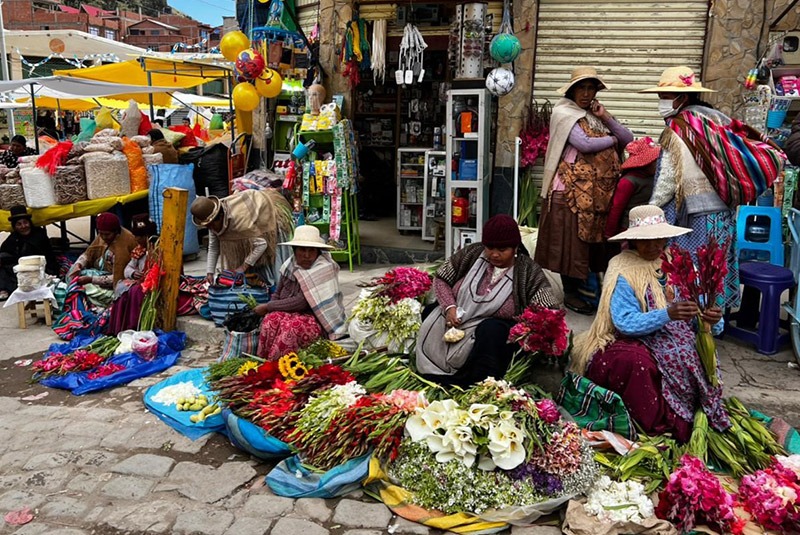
[282,252,347,339]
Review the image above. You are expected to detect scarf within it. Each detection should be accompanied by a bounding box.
[541,98,587,198]
[571,249,666,374]
[281,252,346,339]
[217,189,293,265]
[667,108,785,208]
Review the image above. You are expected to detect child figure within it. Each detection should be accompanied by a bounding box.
[605,137,661,238]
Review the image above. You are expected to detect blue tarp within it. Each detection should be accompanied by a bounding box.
[143,367,225,440]
[266,453,372,498]
[224,408,293,459]
[39,331,186,395]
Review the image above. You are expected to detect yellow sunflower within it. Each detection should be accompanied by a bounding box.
[236,360,259,376]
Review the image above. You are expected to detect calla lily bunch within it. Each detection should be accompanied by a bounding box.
[405,398,528,470]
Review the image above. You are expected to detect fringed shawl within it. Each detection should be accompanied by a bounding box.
[541,98,588,198]
[217,189,293,265]
[571,249,667,374]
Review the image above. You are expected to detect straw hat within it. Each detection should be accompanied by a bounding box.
[558,66,609,95]
[640,66,716,93]
[620,137,661,170]
[190,196,221,227]
[280,225,333,249]
[609,205,691,242]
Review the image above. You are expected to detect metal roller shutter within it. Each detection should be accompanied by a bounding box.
[297,0,319,37]
[533,0,709,139]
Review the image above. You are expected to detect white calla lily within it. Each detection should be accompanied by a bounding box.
[491,439,526,470]
[467,403,499,423]
[405,414,433,442]
[478,455,496,471]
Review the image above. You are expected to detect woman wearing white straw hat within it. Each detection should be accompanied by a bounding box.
[570,205,730,442]
[535,67,634,315]
[640,65,784,309]
[253,225,347,360]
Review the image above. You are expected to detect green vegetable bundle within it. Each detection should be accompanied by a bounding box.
[343,350,452,399]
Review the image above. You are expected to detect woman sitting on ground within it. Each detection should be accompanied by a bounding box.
[572,205,730,443]
[0,205,58,300]
[416,214,560,387]
[66,212,137,307]
[253,225,347,360]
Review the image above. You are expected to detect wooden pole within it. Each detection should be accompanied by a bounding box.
[160,187,187,332]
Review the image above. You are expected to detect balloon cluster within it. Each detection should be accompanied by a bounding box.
[220,31,284,112]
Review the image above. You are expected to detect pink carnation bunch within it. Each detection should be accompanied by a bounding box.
[534,399,561,424]
[738,458,800,533]
[656,455,744,534]
[362,267,432,303]
[507,305,569,358]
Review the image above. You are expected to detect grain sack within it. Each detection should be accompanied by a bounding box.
[20,167,56,208]
[85,153,130,199]
[79,152,114,163]
[141,146,154,154]
[120,100,141,139]
[143,153,163,165]
[130,135,151,148]
[0,184,25,209]
[68,141,91,159]
[84,142,115,153]
[122,138,148,192]
[53,165,87,204]
[6,168,20,184]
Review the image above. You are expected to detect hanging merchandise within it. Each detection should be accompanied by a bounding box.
[489,0,521,64]
[371,20,387,84]
[233,83,261,112]
[486,67,515,97]
[221,31,251,62]
[455,3,486,80]
[396,24,428,86]
[236,48,267,80]
[255,69,283,98]
[342,19,371,88]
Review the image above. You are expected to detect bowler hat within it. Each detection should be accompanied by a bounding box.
[191,196,222,227]
[8,205,31,224]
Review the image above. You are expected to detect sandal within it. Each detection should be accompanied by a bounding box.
[0,291,9,301]
[564,296,595,316]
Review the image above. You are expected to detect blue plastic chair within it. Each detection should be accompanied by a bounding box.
[736,205,784,266]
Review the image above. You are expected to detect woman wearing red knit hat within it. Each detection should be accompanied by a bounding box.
[416,214,560,387]
[604,137,660,238]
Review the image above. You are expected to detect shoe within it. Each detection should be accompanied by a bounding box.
[0,291,9,301]
[564,296,595,316]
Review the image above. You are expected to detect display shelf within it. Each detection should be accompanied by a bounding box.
[445,89,491,256]
[397,147,431,232]
[422,150,447,242]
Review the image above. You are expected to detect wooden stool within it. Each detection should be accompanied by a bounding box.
[17,299,52,329]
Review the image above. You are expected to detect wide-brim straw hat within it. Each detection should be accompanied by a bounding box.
[280,225,334,249]
[609,205,691,241]
[190,196,221,227]
[640,66,716,93]
[558,66,609,95]
[620,137,661,170]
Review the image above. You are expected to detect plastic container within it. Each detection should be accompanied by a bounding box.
[767,109,788,129]
[13,264,44,291]
[132,331,159,361]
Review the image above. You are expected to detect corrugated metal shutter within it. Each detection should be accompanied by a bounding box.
[533,0,708,139]
[297,0,319,37]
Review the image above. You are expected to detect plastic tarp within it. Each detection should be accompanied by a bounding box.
[0,190,147,232]
[148,164,200,255]
[143,367,225,440]
[38,331,186,395]
[0,76,181,107]
[266,453,372,499]
[223,409,292,459]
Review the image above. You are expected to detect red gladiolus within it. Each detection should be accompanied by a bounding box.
[507,305,570,358]
[141,262,164,293]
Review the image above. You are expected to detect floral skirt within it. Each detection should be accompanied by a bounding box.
[257,311,322,361]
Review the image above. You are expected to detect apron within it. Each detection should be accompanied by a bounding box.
[416,257,514,375]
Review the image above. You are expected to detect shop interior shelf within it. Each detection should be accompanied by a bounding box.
[298,129,334,144]
[355,111,397,116]
[449,179,481,188]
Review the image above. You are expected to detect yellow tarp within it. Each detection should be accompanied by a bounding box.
[0,190,148,232]
[54,59,230,108]
[14,96,172,112]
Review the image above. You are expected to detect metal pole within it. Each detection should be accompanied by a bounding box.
[147,71,155,121]
[513,136,520,221]
[228,74,236,152]
[30,83,38,152]
[0,2,14,136]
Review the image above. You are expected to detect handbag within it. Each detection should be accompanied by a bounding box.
[207,274,270,327]
[556,372,636,440]
[219,327,260,361]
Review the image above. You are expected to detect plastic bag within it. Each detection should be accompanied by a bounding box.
[132,331,158,361]
[209,113,224,130]
[73,119,96,143]
[169,126,198,147]
[95,107,116,131]
[36,140,73,176]
[160,128,185,147]
[120,100,141,138]
[115,330,136,354]
[122,137,148,192]
[138,113,153,136]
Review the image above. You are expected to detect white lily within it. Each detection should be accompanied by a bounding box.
[499,410,514,421]
[405,414,433,442]
[467,403,499,423]
[491,439,526,470]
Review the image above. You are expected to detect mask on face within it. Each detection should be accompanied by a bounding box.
[658,98,678,118]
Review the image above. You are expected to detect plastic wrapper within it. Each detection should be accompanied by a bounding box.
[0,166,12,185]
[17,155,39,165]
[20,167,56,208]
[93,128,119,138]
[119,100,141,139]
[0,184,25,209]
[141,146,154,154]
[84,153,131,199]
[53,165,87,204]
[132,331,158,361]
[94,108,115,131]
[13,264,44,291]
[79,152,114,163]
[122,138,148,192]
[68,141,91,159]
[5,168,20,184]
[443,327,465,343]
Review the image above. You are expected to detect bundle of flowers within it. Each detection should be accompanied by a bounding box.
[138,248,165,331]
[655,455,744,534]
[389,378,598,515]
[87,363,126,380]
[583,476,654,524]
[508,304,570,358]
[358,266,432,303]
[30,336,120,381]
[738,455,800,533]
[349,289,423,352]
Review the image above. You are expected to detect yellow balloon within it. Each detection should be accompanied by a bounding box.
[220,31,250,62]
[233,83,260,112]
[255,70,283,98]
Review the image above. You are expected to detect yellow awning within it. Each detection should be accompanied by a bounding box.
[15,95,172,111]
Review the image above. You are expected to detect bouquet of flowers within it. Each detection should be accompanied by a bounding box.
[661,237,729,387]
[508,304,570,357]
[655,455,744,534]
[349,290,423,353]
[390,378,598,516]
[358,266,432,303]
[31,349,106,380]
[738,455,800,533]
[87,362,126,380]
[138,254,165,331]
[584,476,655,524]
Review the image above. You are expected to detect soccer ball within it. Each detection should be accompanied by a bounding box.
[486,67,515,97]
[235,48,266,81]
[489,33,521,64]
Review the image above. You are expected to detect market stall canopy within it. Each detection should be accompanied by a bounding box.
[171,91,230,108]
[0,76,180,107]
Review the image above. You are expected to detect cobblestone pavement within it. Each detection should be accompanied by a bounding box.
[0,262,798,534]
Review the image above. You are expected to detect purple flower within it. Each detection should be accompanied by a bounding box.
[535,399,560,424]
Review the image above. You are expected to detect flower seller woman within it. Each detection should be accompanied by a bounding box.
[254,225,347,360]
[416,214,560,387]
[534,66,634,315]
[571,205,730,442]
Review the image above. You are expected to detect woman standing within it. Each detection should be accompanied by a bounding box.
[254,225,347,360]
[417,215,559,387]
[535,67,634,315]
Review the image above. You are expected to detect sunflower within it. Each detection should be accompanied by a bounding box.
[278,352,308,381]
[236,360,259,376]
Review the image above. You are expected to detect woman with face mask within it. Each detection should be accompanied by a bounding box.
[641,66,741,309]
[535,67,634,315]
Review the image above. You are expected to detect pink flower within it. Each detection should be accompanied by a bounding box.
[507,305,569,358]
[534,399,560,424]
